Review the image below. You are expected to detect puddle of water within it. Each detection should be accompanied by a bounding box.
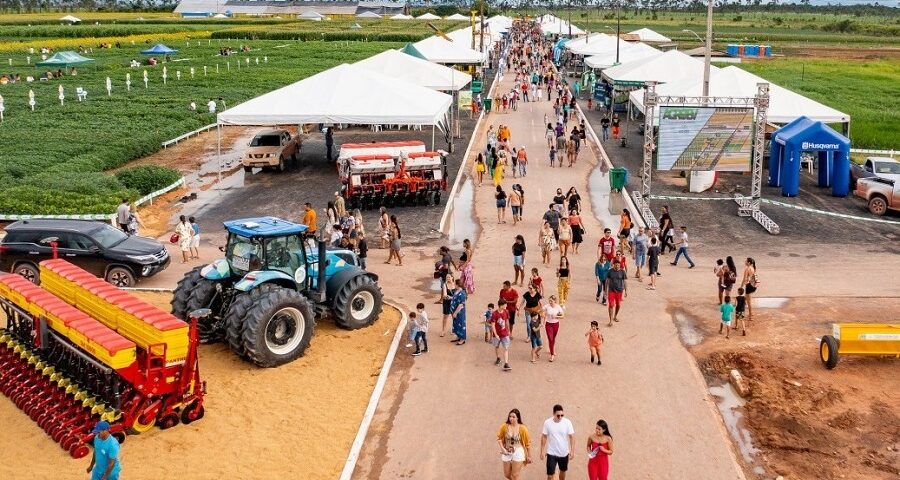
[753,297,789,309]
[447,177,479,247]
[672,312,704,346]
[709,383,761,466]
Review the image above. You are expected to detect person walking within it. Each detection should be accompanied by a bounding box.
[741,257,759,322]
[497,409,532,480]
[116,198,131,233]
[378,207,389,249]
[542,204,561,242]
[719,295,735,339]
[475,153,486,186]
[539,222,555,266]
[87,421,121,480]
[334,191,346,219]
[585,321,604,365]
[324,201,338,238]
[658,206,675,255]
[411,305,429,356]
[302,202,318,236]
[541,404,575,480]
[496,185,508,224]
[385,215,402,266]
[174,215,193,264]
[546,123,555,148]
[618,210,633,254]
[499,281,520,340]
[517,146,528,177]
[126,204,144,236]
[594,257,611,304]
[450,278,468,345]
[586,420,613,480]
[509,187,523,226]
[611,114,620,140]
[557,219,573,257]
[568,210,584,254]
[597,228,616,262]
[721,256,738,303]
[632,227,648,282]
[605,260,627,326]
[325,127,334,162]
[647,237,660,290]
[556,256,571,306]
[189,216,201,260]
[670,226,696,268]
[519,282,543,348]
[542,295,565,362]
[600,117,610,141]
[491,299,512,370]
[565,187,581,214]
[512,235,527,286]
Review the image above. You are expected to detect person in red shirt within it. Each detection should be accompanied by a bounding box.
[614,249,628,275]
[529,268,543,296]
[499,281,520,339]
[491,300,512,371]
[597,228,616,262]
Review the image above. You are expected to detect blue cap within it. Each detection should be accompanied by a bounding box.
[92,421,111,433]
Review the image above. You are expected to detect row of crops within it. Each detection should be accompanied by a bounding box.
[0,39,402,214]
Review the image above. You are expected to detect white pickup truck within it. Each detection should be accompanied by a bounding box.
[854,177,900,216]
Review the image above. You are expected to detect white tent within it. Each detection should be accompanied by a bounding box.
[298,11,324,20]
[213,13,228,19]
[60,15,81,23]
[217,63,452,126]
[413,35,486,64]
[584,42,660,69]
[538,15,585,36]
[569,34,621,56]
[629,66,850,125]
[416,13,441,20]
[602,50,716,85]
[486,15,513,33]
[390,14,413,20]
[564,33,609,52]
[446,13,468,21]
[445,26,502,51]
[355,49,472,91]
[356,11,381,19]
[627,28,672,43]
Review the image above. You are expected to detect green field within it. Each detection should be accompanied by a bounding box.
[737,58,899,150]
[0,39,402,214]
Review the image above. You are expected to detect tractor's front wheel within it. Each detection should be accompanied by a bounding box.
[332,275,383,330]
[186,278,224,343]
[171,266,204,320]
[241,286,315,368]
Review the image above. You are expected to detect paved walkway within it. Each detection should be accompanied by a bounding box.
[354,67,746,479]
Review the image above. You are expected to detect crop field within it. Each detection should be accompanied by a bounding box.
[738,58,900,150]
[0,39,402,214]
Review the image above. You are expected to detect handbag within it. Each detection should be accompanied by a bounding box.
[169,233,180,244]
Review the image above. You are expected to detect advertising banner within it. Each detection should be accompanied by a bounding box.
[657,107,754,171]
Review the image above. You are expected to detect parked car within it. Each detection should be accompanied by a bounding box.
[242,129,301,172]
[0,219,170,287]
[850,156,900,188]
[854,177,900,216]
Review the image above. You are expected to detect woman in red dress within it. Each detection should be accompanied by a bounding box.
[586,419,614,480]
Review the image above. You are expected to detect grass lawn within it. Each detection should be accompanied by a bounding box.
[737,58,900,150]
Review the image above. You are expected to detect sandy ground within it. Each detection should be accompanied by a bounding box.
[351,66,747,479]
[0,291,401,480]
[675,296,900,479]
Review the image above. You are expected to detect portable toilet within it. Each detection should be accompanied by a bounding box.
[726,44,738,56]
[763,45,772,57]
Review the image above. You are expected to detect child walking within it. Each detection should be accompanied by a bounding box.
[412,303,429,356]
[719,295,735,339]
[549,145,557,168]
[735,288,747,336]
[585,321,604,365]
[483,303,496,343]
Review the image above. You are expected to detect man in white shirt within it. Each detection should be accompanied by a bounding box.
[541,404,575,480]
[670,225,696,268]
[207,99,216,114]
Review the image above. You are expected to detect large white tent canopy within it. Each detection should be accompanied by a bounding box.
[446,13,468,21]
[416,13,441,20]
[602,50,717,85]
[486,15,513,33]
[537,14,585,36]
[413,35,486,64]
[355,49,472,91]
[564,33,609,52]
[570,35,627,56]
[356,11,381,19]
[217,63,452,126]
[627,28,672,43]
[629,66,850,125]
[445,25,502,51]
[390,13,412,20]
[60,15,81,23]
[584,42,659,69]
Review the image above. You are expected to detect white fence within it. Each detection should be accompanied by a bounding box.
[851,148,896,158]
[162,123,217,148]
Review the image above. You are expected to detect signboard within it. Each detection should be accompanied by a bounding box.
[613,80,645,88]
[458,90,472,110]
[471,80,483,94]
[657,107,754,172]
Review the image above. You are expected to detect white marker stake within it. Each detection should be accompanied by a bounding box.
[190,67,195,79]
[204,66,207,76]
[26,56,30,65]
[176,70,181,80]
[162,66,167,85]
[28,89,35,112]
[106,77,112,96]
[143,70,148,88]
[58,85,64,106]
[264,56,268,63]
[126,73,131,92]
[227,62,230,71]
[0,94,5,123]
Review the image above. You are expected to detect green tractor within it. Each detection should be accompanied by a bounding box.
[170,217,382,367]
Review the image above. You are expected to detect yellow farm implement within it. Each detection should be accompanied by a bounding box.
[820,323,900,369]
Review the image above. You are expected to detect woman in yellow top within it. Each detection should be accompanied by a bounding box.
[493,150,506,187]
[474,153,486,186]
[497,409,531,480]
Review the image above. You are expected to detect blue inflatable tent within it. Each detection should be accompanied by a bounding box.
[141,44,179,55]
[768,116,851,197]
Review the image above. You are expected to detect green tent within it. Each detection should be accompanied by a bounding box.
[36,51,95,68]
[400,43,427,60]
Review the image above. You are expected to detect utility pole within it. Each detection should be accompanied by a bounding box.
[702,0,713,101]
[568,0,572,37]
[615,0,621,65]
[479,0,485,53]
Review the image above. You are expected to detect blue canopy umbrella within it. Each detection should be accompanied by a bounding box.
[141,44,179,55]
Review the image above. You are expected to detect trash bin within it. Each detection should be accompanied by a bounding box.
[483,98,492,113]
[609,167,628,191]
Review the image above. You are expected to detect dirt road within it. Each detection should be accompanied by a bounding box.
[351,67,747,479]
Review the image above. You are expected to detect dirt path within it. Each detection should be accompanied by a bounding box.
[351,63,747,478]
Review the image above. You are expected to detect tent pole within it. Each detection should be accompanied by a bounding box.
[216,123,222,191]
[431,125,435,150]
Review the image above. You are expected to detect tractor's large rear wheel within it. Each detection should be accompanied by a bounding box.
[171,266,204,320]
[186,278,224,343]
[223,284,275,359]
[332,275,383,330]
[241,286,315,367]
